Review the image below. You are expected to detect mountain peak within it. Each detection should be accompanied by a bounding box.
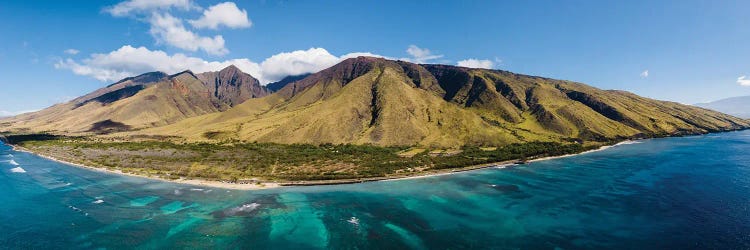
[341,56,388,65]
[193,64,269,109]
[219,64,241,74]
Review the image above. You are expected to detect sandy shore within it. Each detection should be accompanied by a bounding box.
[9,141,635,190]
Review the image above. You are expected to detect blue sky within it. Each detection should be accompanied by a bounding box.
[1,0,750,115]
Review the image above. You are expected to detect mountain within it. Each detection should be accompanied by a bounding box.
[196,65,270,109]
[696,96,750,119]
[265,73,311,92]
[0,65,270,134]
[121,57,749,147]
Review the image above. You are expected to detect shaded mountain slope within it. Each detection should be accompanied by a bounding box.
[125,57,749,147]
[265,73,311,92]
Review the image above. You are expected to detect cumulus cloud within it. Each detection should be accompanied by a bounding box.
[105,0,232,56]
[148,12,228,55]
[340,52,389,60]
[258,48,339,82]
[457,58,495,69]
[738,76,750,86]
[256,50,389,82]
[640,70,649,78]
[189,2,251,29]
[54,46,388,84]
[104,0,198,16]
[55,45,259,82]
[405,45,443,63]
[64,49,80,55]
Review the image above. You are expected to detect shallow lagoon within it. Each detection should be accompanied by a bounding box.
[1,131,750,249]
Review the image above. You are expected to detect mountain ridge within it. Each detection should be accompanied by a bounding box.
[0,65,270,133]
[2,57,748,147]
[118,57,749,147]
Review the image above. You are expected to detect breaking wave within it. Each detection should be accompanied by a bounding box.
[8,160,19,166]
[223,203,261,216]
[615,141,642,146]
[10,167,26,173]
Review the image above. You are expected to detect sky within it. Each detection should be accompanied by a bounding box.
[1,0,750,115]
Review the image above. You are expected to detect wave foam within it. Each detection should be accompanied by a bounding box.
[93,200,104,204]
[10,167,26,173]
[8,160,19,166]
[225,203,260,216]
[347,217,360,225]
[189,188,212,193]
[615,141,642,146]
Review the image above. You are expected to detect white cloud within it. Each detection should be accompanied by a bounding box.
[64,49,80,55]
[738,76,750,86]
[258,48,339,82]
[405,45,443,63]
[54,45,389,84]
[55,45,259,82]
[456,58,495,69]
[105,1,229,56]
[148,12,228,56]
[189,2,251,29]
[640,70,649,78]
[105,0,198,16]
[340,52,389,60]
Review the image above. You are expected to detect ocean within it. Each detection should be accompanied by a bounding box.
[1,130,749,249]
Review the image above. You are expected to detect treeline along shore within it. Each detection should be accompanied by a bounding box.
[2,133,605,187]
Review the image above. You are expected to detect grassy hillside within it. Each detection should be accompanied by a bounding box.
[3,57,747,148]
[119,57,749,147]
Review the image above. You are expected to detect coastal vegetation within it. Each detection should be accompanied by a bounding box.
[5,134,595,182]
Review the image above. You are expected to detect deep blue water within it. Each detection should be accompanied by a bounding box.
[1,131,750,249]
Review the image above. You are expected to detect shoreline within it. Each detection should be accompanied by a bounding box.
[10,145,280,190]
[8,141,635,190]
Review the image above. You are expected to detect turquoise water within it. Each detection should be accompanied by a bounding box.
[2,131,750,249]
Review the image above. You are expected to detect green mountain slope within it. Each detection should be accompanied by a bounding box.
[124,57,749,147]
